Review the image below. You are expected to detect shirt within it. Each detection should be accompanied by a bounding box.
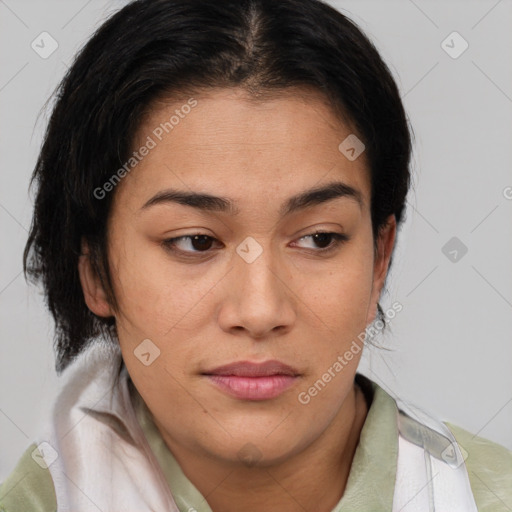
[1,374,511,511]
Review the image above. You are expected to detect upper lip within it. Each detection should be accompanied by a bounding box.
[203,360,299,377]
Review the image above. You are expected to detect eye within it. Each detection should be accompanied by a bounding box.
[293,231,349,253]
[162,231,349,258]
[162,234,220,255]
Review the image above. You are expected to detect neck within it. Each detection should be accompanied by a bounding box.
[158,383,369,512]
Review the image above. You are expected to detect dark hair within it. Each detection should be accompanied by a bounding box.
[24,0,412,373]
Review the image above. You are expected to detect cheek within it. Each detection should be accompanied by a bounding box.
[110,237,219,338]
[290,242,375,385]
[298,244,375,331]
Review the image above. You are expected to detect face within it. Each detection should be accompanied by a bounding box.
[79,87,395,467]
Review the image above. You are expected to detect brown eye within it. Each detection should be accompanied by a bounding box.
[295,232,349,252]
[162,234,218,255]
[189,235,214,251]
[311,232,334,249]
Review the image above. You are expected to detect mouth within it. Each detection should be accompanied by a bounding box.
[202,360,300,401]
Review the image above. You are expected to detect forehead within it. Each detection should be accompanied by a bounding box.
[116,87,371,213]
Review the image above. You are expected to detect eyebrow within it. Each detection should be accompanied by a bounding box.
[140,180,363,217]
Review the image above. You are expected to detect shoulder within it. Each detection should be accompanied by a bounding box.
[446,422,512,512]
[0,443,57,512]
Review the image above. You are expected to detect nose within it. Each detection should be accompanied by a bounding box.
[216,240,297,339]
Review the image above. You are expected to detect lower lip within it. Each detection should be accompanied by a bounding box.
[205,375,298,400]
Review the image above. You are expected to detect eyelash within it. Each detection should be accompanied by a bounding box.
[161,231,349,258]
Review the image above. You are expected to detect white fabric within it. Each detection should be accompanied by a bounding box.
[392,435,478,512]
[35,339,478,511]
[391,398,479,512]
[36,339,179,512]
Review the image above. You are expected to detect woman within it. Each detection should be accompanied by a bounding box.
[1,0,510,510]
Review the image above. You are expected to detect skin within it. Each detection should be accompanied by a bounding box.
[79,87,396,512]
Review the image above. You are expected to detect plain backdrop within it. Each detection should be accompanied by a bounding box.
[1,0,511,480]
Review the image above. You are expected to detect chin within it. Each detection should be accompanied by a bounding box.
[199,428,311,469]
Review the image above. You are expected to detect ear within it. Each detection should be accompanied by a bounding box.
[78,239,114,318]
[366,215,397,325]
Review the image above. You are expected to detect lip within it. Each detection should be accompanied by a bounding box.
[204,360,299,377]
[202,360,300,401]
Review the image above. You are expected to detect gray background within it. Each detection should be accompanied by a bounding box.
[1,0,511,480]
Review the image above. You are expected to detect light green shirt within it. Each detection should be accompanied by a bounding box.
[1,375,511,511]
